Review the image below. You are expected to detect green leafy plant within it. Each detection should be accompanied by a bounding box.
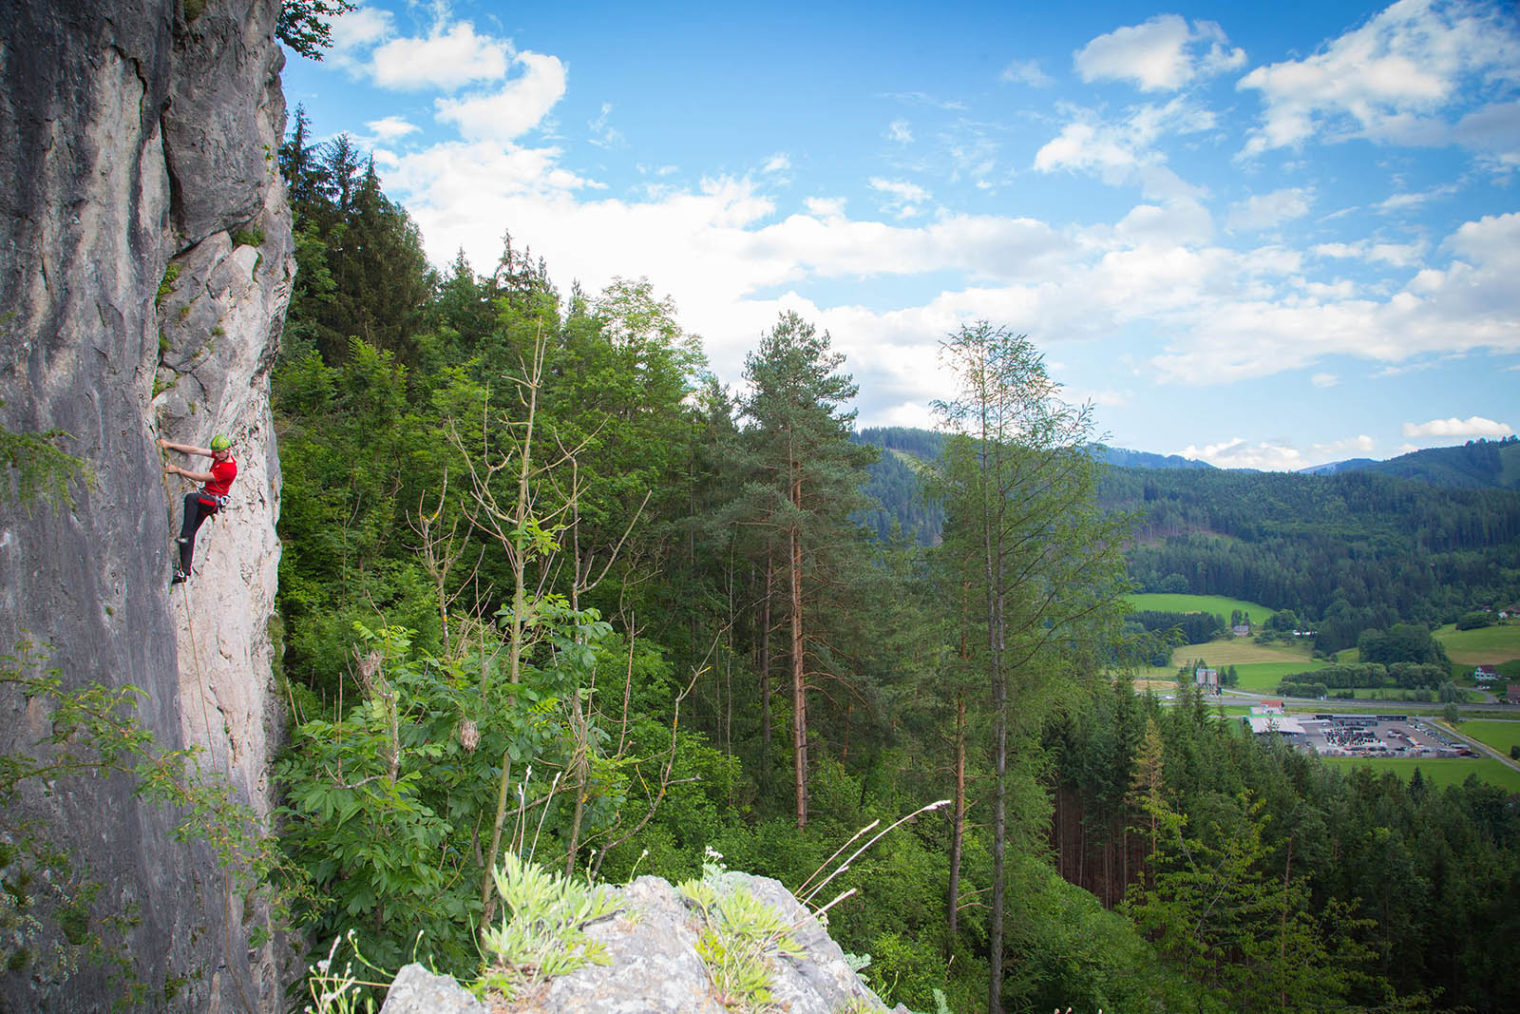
[232,228,265,248]
[679,850,804,1012]
[155,263,180,305]
[477,851,620,1000]
[0,641,291,1008]
[0,401,92,515]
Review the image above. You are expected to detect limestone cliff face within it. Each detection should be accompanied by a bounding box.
[0,0,291,1010]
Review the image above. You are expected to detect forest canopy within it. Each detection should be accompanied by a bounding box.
[265,119,1520,1014]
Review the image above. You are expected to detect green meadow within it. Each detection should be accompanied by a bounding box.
[1320,755,1520,792]
[1435,622,1520,666]
[1231,660,1326,693]
[1126,593,1276,620]
[1460,720,1520,757]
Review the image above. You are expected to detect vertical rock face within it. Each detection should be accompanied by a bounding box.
[0,0,291,1010]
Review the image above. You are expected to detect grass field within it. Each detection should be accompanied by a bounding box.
[1320,755,1520,791]
[1313,688,1468,702]
[1435,622,1520,665]
[1232,660,1325,692]
[1460,720,1520,756]
[1126,593,1276,620]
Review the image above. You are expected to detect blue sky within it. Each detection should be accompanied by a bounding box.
[283,0,1520,469]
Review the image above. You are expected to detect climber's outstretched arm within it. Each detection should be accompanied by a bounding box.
[158,437,213,458]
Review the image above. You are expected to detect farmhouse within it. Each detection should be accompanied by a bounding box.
[1475,665,1500,683]
[1509,685,1520,706]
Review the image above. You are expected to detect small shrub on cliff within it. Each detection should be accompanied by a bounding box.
[678,849,803,1012]
[477,852,620,1000]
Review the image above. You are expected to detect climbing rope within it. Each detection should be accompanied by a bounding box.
[157,439,257,1014]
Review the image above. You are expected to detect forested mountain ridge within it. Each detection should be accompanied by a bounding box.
[1105,465,1520,649]
[1304,435,1520,490]
[856,427,1520,649]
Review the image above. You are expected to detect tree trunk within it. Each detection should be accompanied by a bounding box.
[988,596,1006,1013]
[790,518,807,828]
[759,555,773,774]
[947,693,966,943]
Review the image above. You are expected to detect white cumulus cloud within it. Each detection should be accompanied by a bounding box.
[1401,415,1514,437]
[870,178,930,202]
[1313,434,1376,459]
[328,4,392,60]
[1239,0,1520,158]
[370,21,511,91]
[366,115,419,141]
[1075,15,1246,92]
[435,51,567,142]
[1000,59,1053,87]
[1226,188,1313,231]
[1180,437,1306,470]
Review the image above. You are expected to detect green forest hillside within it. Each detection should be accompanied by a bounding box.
[261,121,1520,1014]
[1315,435,1520,490]
[1106,465,1520,650]
[858,428,1520,653]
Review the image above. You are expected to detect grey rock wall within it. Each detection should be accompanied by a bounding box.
[0,0,291,1010]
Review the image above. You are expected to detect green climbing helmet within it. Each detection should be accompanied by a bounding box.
[210,434,231,452]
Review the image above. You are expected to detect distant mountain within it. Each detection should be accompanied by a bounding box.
[852,429,1216,544]
[853,428,944,545]
[1299,458,1378,476]
[1299,437,1520,490]
[1094,445,1215,471]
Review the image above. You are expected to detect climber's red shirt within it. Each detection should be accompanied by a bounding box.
[203,456,237,498]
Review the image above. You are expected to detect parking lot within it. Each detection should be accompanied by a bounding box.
[1248,712,1475,758]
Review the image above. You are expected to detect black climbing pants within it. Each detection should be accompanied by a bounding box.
[177,493,217,574]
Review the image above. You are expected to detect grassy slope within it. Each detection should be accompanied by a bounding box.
[1321,755,1520,792]
[1435,622,1520,665]
[1126,593,1276,619]
[1161,637,1322,692]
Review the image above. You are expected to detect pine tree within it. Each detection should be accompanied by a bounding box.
[731,312,876,826]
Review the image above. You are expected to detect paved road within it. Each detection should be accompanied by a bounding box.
[1215,687,1515,715]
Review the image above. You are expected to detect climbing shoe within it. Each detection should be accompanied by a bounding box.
[172,568,189,585]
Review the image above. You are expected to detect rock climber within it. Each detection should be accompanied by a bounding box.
[160,434,237,584]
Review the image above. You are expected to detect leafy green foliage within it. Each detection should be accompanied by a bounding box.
[679,854,803,1012]
[0,403,92,515]
[277,1,356,60]
[275,614,616,977]
[0,643,287,1008]
[479,852,619,999]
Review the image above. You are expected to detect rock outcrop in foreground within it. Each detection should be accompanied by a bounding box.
[0,0,291,1009]
[379,873,910,1014]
